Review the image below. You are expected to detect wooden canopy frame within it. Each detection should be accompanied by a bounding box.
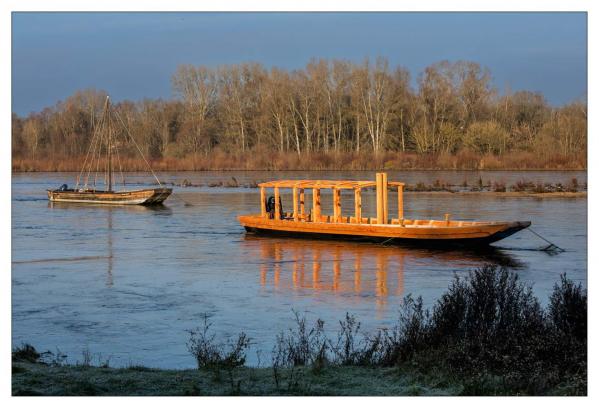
[258,173,405,225]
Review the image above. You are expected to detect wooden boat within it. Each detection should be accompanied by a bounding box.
[238,172,531,247]
[47,96,172,205]
[47,187,172,205]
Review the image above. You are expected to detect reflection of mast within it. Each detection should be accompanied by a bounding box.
[312,250,321,290]
[333,247,341,292]
[292,249,299,289]
[274,243,281,288]
[106,208,114,287]
[397,252,405,296]
[354,250,362,293]
[376,253,388,315]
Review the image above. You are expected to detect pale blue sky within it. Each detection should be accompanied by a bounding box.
[12,12,587,115]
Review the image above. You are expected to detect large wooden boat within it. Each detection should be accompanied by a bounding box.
[238,173,531,247]
[47,96,172,205]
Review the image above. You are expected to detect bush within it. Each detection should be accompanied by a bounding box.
[183,267,587,395]
[12,344,40,363]
[187,316,251,369]
[272,311,329,368]
[429,266,545,374]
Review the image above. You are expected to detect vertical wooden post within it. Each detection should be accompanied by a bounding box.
[354,188,362,223]
[299,189,305,219]
[274,186,280,220]
[260,186,266,218]
[382,172,388,224]
[397,184,404,221]
[376,173,384,224]
[293,187,299,221]
[312,188,321,222]
[333,188,341,222]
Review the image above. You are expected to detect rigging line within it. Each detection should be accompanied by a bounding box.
[87,100,108,189]
[380,237,396,246]
[113,107,195,206]
[113,126,126,188]
[76,120,99,189]
[113,110,163,186]
[95,98,111,189]
[79,102,106,189]
[84,106,107,188]
[94,115,105,188]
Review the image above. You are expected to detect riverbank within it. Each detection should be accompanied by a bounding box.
[12,267,587,396]
[160,178,588,197]
[12,362,460,396]
[11,150,586,172]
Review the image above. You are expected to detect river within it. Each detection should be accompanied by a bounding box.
[12,171,587,368]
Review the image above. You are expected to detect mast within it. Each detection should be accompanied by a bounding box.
[106,96,113,192]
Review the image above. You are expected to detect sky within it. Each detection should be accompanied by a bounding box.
[11,12,587,116]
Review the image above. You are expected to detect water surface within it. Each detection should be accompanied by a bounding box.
[12,171,587,368]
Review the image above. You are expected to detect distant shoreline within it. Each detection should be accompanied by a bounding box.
[11,151,586,173]
[12,168,588,173]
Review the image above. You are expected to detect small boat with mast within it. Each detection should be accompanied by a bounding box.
[238,172,531,246]
[47,96,172,205]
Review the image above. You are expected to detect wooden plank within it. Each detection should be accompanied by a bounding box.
[354,188,362,224]
[259,180,378,189]
[333,188,341,222]
[312,188,321,222]
[382,172,388,224]
[397,184,404,221]
[293,187,299,221]
[376,173,383,224]
[274,187,280,219]
[260,187,266,218]
[299,189,305,219]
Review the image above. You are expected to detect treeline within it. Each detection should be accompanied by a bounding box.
[12,58,587,171]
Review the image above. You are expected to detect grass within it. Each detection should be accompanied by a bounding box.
[11,362,461,396]
[12,266,587,396]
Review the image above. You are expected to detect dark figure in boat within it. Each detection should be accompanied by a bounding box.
[266,196,284,220]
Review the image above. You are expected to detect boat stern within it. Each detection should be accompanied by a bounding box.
[485,220,532,244]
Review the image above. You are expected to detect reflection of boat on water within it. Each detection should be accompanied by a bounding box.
[47,96,172,205]
[244,235,521,298]
[238,173,531,247]
[48,200,173,215]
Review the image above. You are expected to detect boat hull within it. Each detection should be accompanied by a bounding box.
[47,188,172,205]
[238,215,531,247]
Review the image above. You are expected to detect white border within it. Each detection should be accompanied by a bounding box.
[3,1,594,407]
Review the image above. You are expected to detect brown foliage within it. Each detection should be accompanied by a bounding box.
[11,59,587,171]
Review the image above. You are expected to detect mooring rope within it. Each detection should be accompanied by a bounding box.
[527,227,566,253]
